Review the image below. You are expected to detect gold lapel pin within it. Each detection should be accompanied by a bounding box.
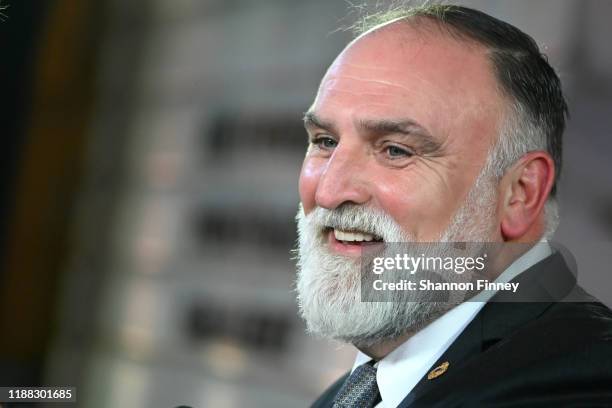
[427,361,450,380]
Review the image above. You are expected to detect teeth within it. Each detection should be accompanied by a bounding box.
[333,229,377,242]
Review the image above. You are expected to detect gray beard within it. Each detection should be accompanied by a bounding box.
[294,169,497,347]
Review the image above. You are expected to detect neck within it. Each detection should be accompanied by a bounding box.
[355,331,414,360]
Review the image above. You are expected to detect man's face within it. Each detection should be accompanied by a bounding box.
[295,25,507,345]
[300,26,505,248]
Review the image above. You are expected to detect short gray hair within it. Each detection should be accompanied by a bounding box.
[484,103,560,239]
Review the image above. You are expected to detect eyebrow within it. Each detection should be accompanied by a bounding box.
[303,111,337,134]
[303,111,443,154]
[358,118,430,138]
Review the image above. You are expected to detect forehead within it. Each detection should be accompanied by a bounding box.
[313,24,506,145]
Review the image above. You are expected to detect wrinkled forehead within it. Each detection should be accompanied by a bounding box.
[314,24,507,146]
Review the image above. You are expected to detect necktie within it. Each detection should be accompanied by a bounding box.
[332,361,381,408]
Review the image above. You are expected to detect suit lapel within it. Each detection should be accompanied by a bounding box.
[398,251,577,407]
[311,372,350,408]
[396,308,485,407]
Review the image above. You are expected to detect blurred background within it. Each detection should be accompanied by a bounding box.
[0,0,611,407]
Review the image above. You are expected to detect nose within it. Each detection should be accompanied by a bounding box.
[314,145,371,210]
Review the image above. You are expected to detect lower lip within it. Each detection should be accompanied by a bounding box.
[327,230,382,257]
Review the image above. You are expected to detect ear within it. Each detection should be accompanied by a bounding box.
[499,152,555,241]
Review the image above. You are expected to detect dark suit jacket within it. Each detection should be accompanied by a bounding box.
[312,251,612,407]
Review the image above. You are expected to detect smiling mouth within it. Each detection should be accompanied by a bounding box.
[328,228,384,244]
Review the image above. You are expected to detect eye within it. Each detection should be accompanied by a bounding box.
[386,145,413,158]
[311,136,338,150]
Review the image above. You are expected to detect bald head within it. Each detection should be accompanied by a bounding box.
[350,6,567,200]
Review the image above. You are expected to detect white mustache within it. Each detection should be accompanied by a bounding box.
[305,204,407,243]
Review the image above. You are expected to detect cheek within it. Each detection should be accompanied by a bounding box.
[374,180,417,223]
[299,158,322,213]
[372,174,455,238]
